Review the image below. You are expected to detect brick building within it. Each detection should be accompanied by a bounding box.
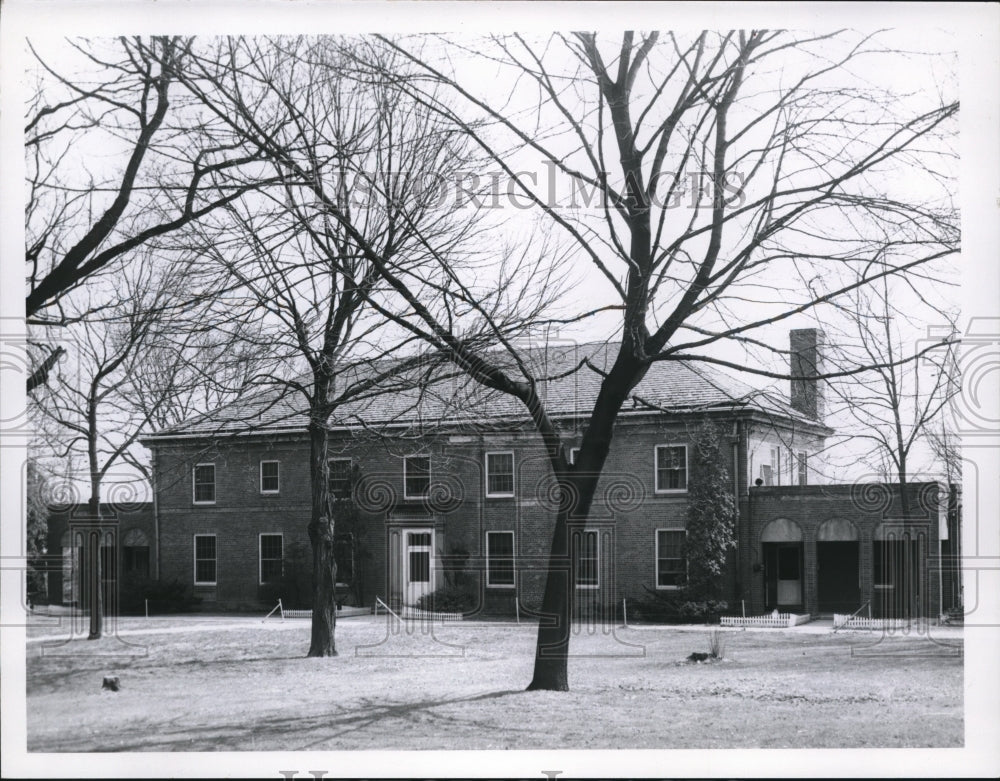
[45,502,156,612]
[140,332,956,620]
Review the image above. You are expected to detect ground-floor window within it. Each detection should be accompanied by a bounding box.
[574,529,599,589]
[194,535,217,585]
[259,534,283,584]
[656,529,686,588]
[486,531,515,588]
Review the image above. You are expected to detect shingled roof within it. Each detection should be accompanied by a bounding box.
[143,341,832,441]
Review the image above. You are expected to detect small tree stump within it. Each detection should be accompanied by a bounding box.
[102,676,120,692]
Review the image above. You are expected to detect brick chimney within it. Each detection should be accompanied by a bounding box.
[789,328,825,420]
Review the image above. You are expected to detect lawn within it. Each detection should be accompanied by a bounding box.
[25,615,963,751]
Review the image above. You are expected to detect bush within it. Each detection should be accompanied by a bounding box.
[628,590,727,624]
[415,584,478,614]
[120,577,202,615]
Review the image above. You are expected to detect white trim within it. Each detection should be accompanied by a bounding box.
[192,463,216,505]
[403,455,431,499]
[258,532,283,585]
[485,530,516,589]
[484,451,516,498]
[193,534,217,585]
[574,528,600,590]
[568,447,580,465]
[655,528,687,590]
[653,443,688,494]
[259,460,280,495]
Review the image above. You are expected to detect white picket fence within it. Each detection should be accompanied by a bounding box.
[833,614,909,630]
[720,613,811,628]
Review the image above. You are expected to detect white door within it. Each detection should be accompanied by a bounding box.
[402,529,434,607]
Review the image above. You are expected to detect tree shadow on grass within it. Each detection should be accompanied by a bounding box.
[85,689,528,752]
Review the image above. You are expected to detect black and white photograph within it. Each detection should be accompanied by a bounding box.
[2,1,998,778]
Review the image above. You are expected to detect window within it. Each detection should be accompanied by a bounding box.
[260,460,280,494]
[485,452,515,497]
[771,446,782,486]
[656,530,686,588]
[797,452,808,486]
[328,458,353,499]
[194,535,216,585]
[761,464,774,486]
[574,529,599,589]
[259,534,283,584]
[404,455,431,499]
[193,463,216,504]
[654,445,687,493]
[569,447,580,465]
[486,531,515,588]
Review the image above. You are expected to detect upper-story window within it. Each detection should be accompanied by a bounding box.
[654,444,688,493]
[260,460,280,494]
[485,451,515,497]
[404,455,431,499]
[761,445,781,486]
[797,451,808,486]
[193,463,216,504]
[568,447,581,465]
[328,458,353,499]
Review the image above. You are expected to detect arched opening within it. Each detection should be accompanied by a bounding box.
[761,519,803,610]
[122,528,150,580]
[817,519,860,613]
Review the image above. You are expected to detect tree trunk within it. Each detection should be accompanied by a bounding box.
[307,417,338,657]
[526,504,572,691]
[527,354,644,690]
[87,491,103,640]
[87,413,103,640]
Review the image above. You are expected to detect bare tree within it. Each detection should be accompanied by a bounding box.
[359,31,959,690]
[24,36,275,390]
[31,258,217,637]
[825,276,960,512]
[178,32,956,689]
[177,37,568,656]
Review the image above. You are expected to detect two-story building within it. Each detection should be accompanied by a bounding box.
[137,330,954,620]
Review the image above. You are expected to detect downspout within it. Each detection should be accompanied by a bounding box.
[150,448,160,580]
[732,420,741,602]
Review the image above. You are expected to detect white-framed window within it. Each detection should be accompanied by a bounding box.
[485,451,515,497]
[259,533,283,585]
[193,534,217,585]
[656,529,687,589]
[193,463,216,504]
[260,460,280,494]
[574,529,599,589]
[654,444,688,493]
[568,447,580,465]
[403,455,431,499]
[797,451,808,486]
[761,445,781,486]
[486,530,515,588]
[328,458,353,499]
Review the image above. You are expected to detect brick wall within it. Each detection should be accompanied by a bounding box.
[744,482,944,617]
[148,412,830,615]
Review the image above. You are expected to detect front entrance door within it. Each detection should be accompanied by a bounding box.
[817,541,860,613]
[764,542,803,609]
[402,529,434,607]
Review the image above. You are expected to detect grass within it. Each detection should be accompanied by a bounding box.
[26,615,962,751]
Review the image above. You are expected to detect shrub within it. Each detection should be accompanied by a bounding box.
[120,577,202,615]
[708,629,726,659]
[628,591,727,624]
[415,584,478,614]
